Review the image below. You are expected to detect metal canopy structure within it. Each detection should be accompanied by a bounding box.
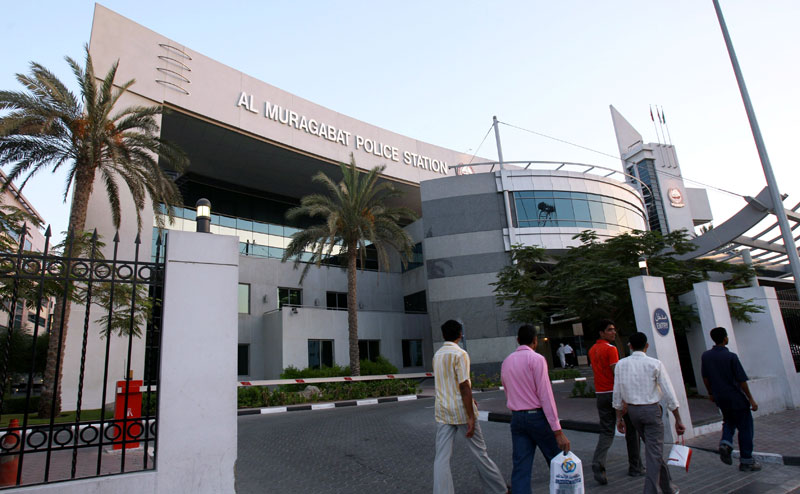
[677,186,800,281]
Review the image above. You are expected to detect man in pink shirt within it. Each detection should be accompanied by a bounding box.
[501,325,570,494]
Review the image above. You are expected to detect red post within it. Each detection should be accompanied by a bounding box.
[0,419,20,486]
[113,379,143,450]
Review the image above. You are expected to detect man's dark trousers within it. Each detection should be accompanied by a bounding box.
[510,410,560,494]
[592,392,642,475]
[720,406,755,463]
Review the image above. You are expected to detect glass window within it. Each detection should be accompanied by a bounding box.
[588,200,605,224]
[572,199,591,223]
[404,291,427,313]
[402,243,424,272]
[278,287,302,308]
[238,284,250,314]
[402,339,424,367]
[326,291,348,310]
[219,215,237,228]
[358,340,380,362]
[253,221,270,234]
[308,339,334,369]
[237,218,253,231]
[238,344,249,375]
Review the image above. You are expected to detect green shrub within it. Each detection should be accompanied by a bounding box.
[279,364,350,391]
[570,381,595,398]
[359,356,398,376]
[237,379,419,408]
[238,386,267,408]
[550,369,581,380]
[1,395,40,414]
[142,392,158,416]
[470,372,501,389]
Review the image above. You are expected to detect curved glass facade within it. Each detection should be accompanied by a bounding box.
[512,190,644,231]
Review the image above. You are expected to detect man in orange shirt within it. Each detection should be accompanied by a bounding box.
[589,319,643,485]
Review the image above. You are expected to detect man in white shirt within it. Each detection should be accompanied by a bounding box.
[613,332,685,494]
[556,343,567,368]
[563,343,574,367]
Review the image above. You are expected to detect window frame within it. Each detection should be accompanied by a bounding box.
[238,283,251,314]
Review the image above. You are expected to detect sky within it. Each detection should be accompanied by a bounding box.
[1,1,799,241]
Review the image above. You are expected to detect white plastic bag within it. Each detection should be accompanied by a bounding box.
[550,451,584,494]
[667,436,692,472]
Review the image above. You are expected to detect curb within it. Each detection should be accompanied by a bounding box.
[478,413,796,467]
[237,394,429,416]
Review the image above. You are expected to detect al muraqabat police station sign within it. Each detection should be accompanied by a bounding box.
[653,308,670,336]
[236,91,450,175]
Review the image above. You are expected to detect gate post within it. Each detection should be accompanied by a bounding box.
[727,286,800,412]
[158,231,239,494]
[628,275,693,441]
[679,281,740,396]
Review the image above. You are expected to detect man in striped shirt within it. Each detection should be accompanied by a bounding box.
[433,319,508,494]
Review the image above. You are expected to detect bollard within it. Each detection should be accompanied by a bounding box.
[113,379,143,450]
[0,419,20,486]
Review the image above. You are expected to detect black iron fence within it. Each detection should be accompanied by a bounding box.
[0,227,166,488]
[776,288,800,372]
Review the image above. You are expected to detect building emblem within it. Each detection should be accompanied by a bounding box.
[653,308,670,336]
[668,187,685,208]
[456,165,474,176]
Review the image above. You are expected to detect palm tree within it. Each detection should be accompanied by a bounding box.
[282,155,417,376]
[0,46,188,416]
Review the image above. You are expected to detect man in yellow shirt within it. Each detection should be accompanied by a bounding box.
[433,319,508,494]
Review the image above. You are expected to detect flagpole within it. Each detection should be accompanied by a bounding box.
[713,0,800,301]
[649,105,663,144]
[661,106,673,146]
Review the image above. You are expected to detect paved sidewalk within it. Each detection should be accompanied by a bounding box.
[237,395,800,494]
[420,376,800,463]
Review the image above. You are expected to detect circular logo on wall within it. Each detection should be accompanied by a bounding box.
[561,458,577,473]
[668,187,685,208]
[456,165,474,176]
[653,308,670,336]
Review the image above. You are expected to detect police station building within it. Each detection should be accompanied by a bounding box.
[71,5,712,385]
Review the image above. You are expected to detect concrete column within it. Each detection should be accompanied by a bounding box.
[158,231,239,493]
[679,281,739,395]
[727,286,800,413]
[628,275,693,441]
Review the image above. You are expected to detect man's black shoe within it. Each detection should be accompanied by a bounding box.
[719,444,733,465]
[593,470,608,485]
[628,469,645,477]
[739,462,762,472]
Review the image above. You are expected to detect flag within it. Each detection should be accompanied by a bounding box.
[657,108,663,124]
[650,106,654,121]
[661,107,667,124]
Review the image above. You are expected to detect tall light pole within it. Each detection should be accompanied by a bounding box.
[713,0,800,301]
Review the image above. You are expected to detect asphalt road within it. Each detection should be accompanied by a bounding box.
[236,391,800,494]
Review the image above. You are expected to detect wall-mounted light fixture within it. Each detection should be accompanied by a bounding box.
[196,198,211,233]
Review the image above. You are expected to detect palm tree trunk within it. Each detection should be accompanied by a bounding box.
[38,168,94,418]
[347,246,360,376]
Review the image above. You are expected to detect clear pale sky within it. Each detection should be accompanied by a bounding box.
[2,1,798,240]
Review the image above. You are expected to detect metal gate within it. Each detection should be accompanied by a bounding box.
[0,227,166,488]
[776,288,800,372]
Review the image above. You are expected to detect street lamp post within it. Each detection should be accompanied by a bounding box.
[196,198,211,233]
[713,0,800,301]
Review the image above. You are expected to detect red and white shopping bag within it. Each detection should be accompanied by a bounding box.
[667,435,692,472]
